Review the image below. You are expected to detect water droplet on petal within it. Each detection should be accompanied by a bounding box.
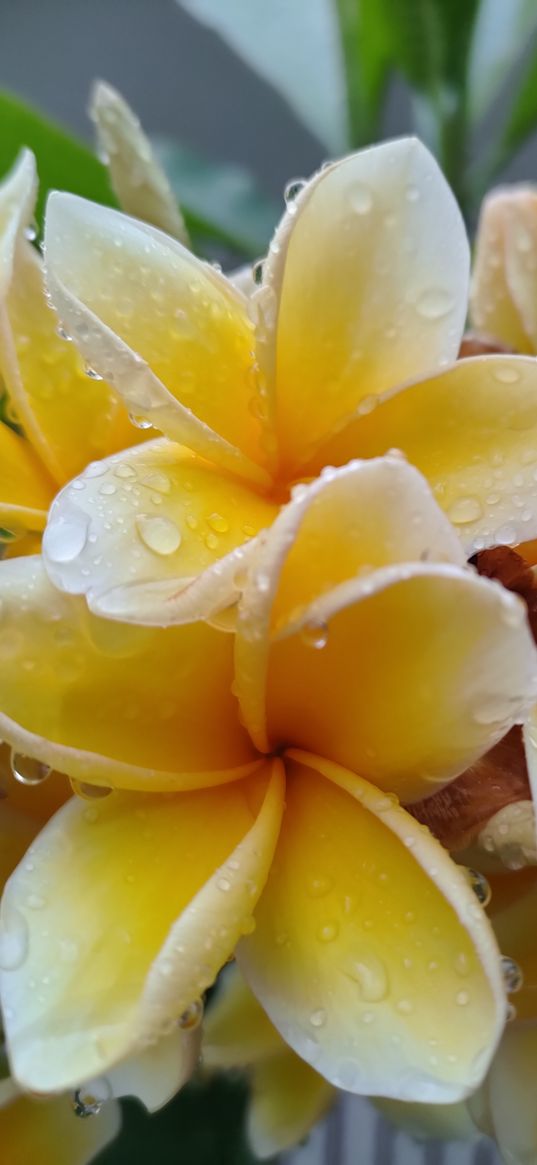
[348,184,374,215]
[11,751,51,786]
[416,288,454,320]
[179,999,203,1030]
[0,903,28,970]
[317,921,339,943]
[456,990,470,1006]
[501,955,524,994]
[70,779,113,801]
[492,364,521,385]
[45,513,89,563]
[448,497,483,525]
[84,364,103,381]
[72,1089,103,1118]
[252,260,264,286]
[207,513,229,534]
[307,875,333,899]
[284,178,306,211]
[309,1008,326,1028]
[128,414,153,430]
[136,514,182,556]
[300,621,328,650]
[465,868,491,907]
[344,951,389,1002]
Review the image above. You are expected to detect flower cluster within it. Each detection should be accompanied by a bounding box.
[1,129,537,1164]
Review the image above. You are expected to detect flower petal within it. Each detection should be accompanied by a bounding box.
[203,965,283,1069]
[238,752,505,1102]
[235,455,465,752]
[44,193,273,486]
[248,1049,334,1159]
[0,1091,120,1165]
[258,137,468,478]
[90,80,190,245]
[471,187,537,354]
[0,421,53,535]
[43,438,276,624]
[313,355,537,554]
[250,559,537,802]
[0,761,284,1091]
[0,151,140,485]
[101,1025,201,1112]
[488,867,537,1022]
[486,1022,537,1165]
[0,556,257,790]
[376,1096,478,1141]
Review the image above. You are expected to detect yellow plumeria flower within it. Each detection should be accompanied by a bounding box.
[203,964,334,1159]
[1,135,537,1117]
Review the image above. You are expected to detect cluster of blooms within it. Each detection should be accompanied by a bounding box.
[1,85,537,1164]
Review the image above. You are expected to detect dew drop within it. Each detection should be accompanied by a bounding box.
[307,875,333,899]
[207,513,229,534]
[11,751,51,786]
[501,955,524,994]
[396,998,413,1014]
[179,999,203,1030]
[348,184,374,215]
[300,621,328,650]
[344,952,389,1002]
[45,513,89,563]
[492,364,521,385]
[416,288,454,320]
[128,414,153,430]
[284,178,306,210]
[456,990,470,1006]
[72,1089,103,1118]
[448,497,483,525]
[252,260,264,286]
[136,514,182,556]
[309,1008,326,1028]
[317,921,339,943]
[70,780,113,801]
[465,868,491,907]
[84,364,103,381]
[114,463,136,480]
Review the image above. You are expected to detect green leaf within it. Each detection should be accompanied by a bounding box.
[94,1075,268,1165]
[176,0,349,152]
[467,0,537,128]
[0,91,115,227]
[153,139,280,259]
[335,0,392,145]
[498,45,537,158]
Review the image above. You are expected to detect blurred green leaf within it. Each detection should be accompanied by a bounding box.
[154,139,280,258]
[498,46,537,158]
[467,0,537,128]
[176,0,348,151]
[335,0,392,145]
[0,91,116,226]
[94,1075,268,1165]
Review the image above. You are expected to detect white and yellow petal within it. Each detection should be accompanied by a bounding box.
[0,150,139,486]
[0,556,258,791]
[248,1049,334,1159]
[0,761,284,1091]
[0,1089,121,1165]
[313,355,537,554]
[471,187,537,354]
[485,1021,537,1165]
[203,964,283,1069]
[255,137,468,479]
[98,1023,201,1112]
[238,752,505,1102]
[44,192,274,486]
[43,438,276,624]
[235,455,465,758]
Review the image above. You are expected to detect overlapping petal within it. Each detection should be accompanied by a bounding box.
[238,753,504,1102]
[0,557,257,790]
[203,965,283,1069]
[248,1049,333,1159]
[254,137,468,479]
[0,761,284,1091]
[0,1089,120,1165]
[311,355,537,554]
[44,192,274,486]
[43,438,276,624]
[486,1022,537,1165]
[471,187,537,354]
[0,151,138,485]
[0,421,54,536]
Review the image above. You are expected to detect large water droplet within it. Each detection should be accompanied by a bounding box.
[300,621,328,650]
[465,868,491,908]
[128,414,153,430]
[136,514,182,556]
[501,955,523,994]
[11,751,51,786]
[72,1089,103,1118]
[179,999,203,1030]
[45,513,89,563]
[448,497,483,525]
[416,288,454,320]
[344,951,389,1002]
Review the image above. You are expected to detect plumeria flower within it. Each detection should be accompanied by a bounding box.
[1,133,537,1127]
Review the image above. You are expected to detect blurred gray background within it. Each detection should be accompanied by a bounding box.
[0,0,535,205]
